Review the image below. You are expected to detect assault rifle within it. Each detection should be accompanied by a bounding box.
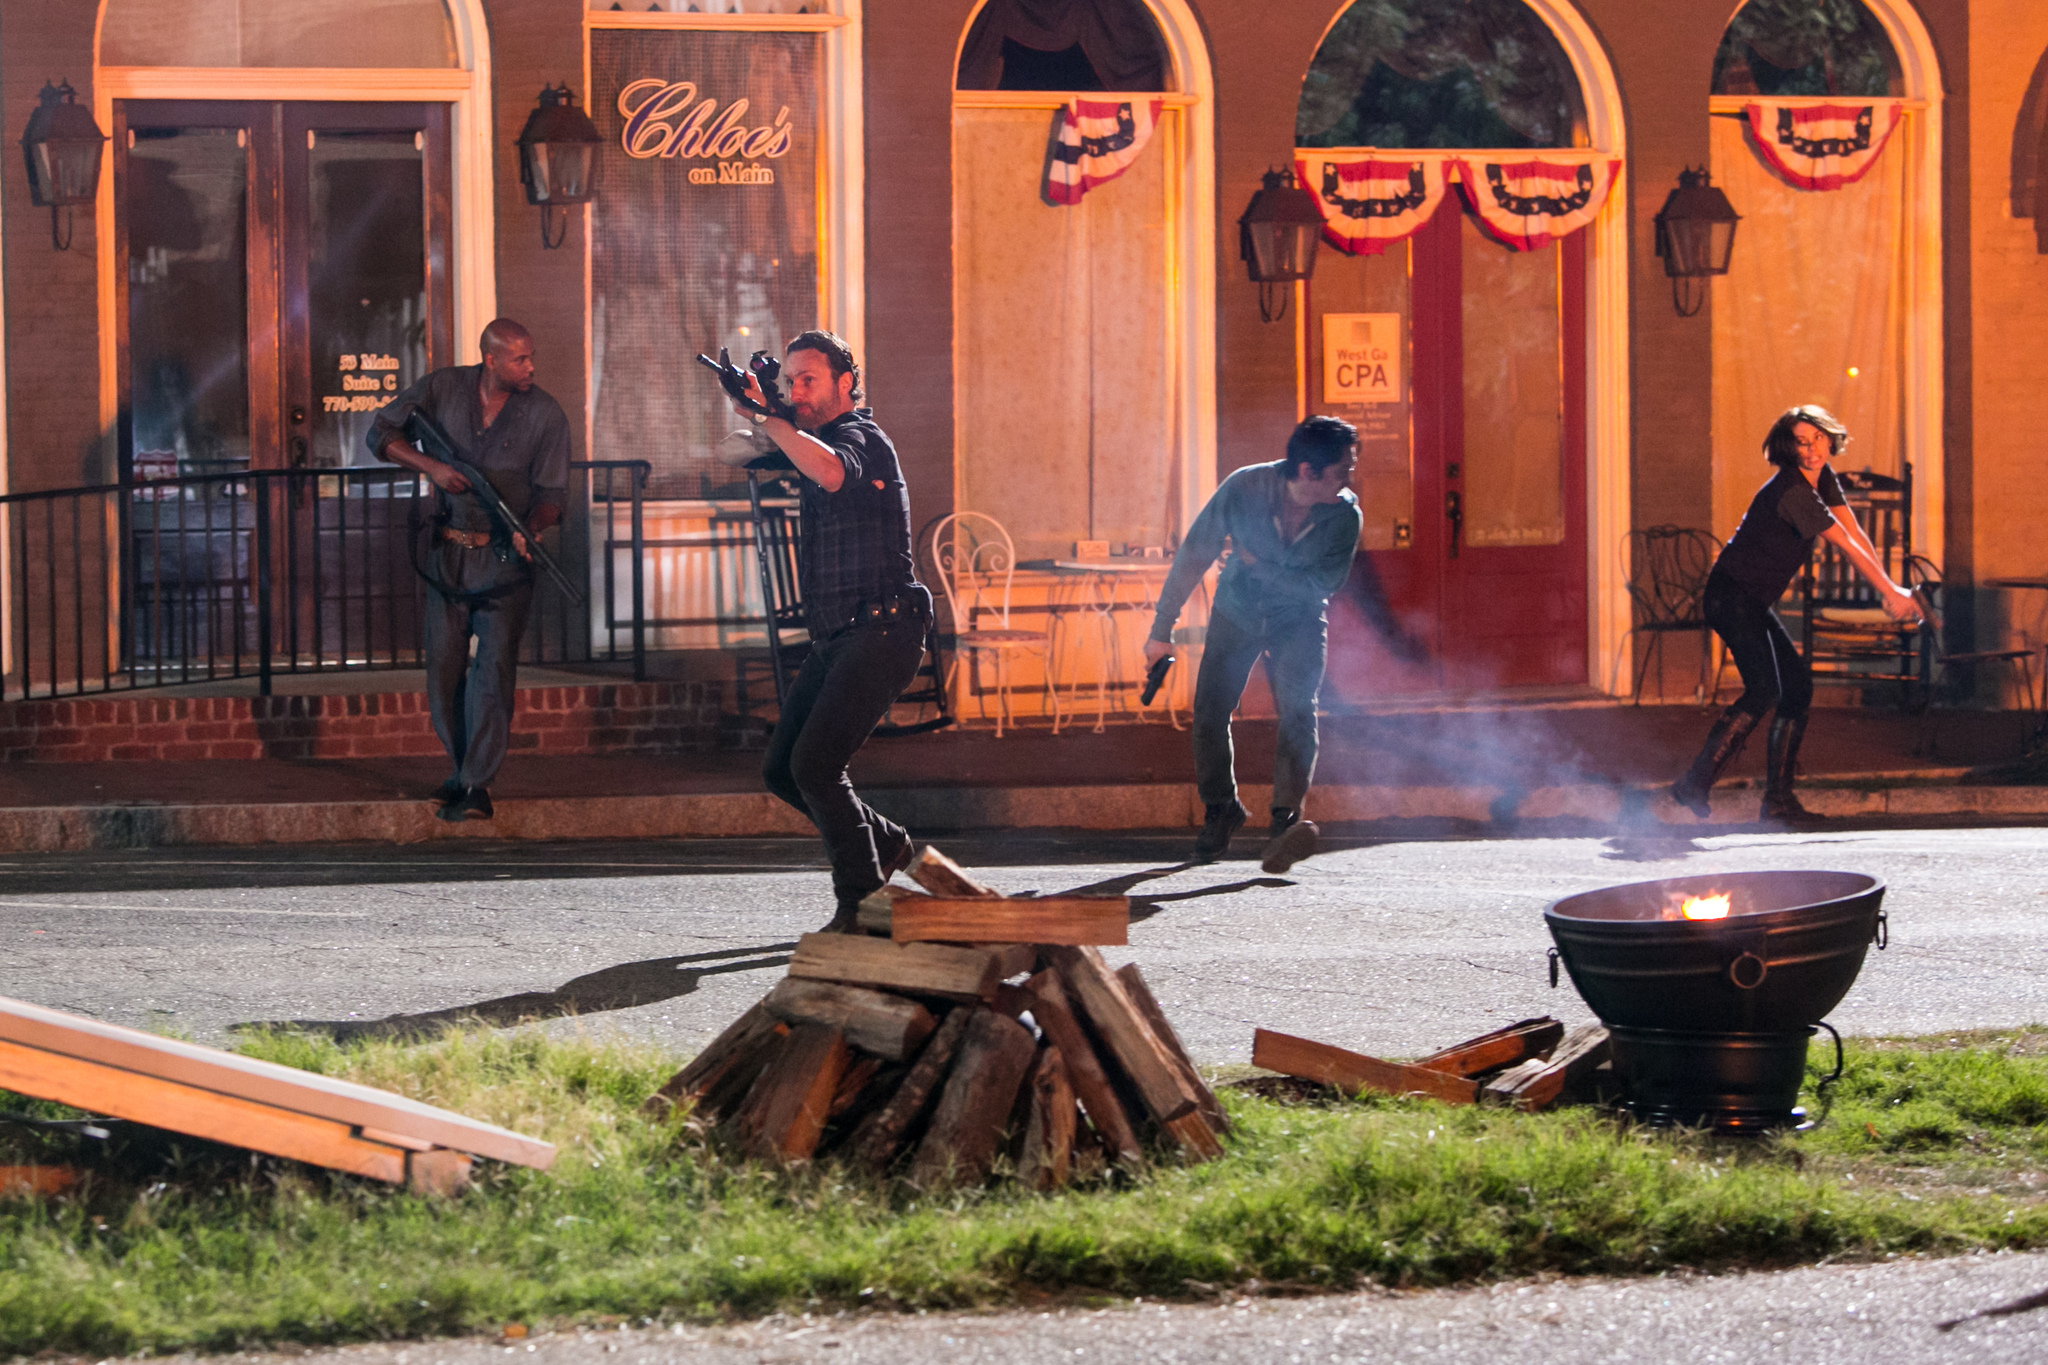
[400,408,584,607]
[696,347,799,423]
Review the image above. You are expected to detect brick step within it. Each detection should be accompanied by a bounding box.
[0,682,723,764]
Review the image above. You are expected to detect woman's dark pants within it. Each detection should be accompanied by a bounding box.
[1705,575,1812,721]
[762,614,927,907]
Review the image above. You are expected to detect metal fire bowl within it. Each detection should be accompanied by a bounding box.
[1545,871,1886,1034]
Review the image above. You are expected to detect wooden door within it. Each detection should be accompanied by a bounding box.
[1317,196,1588,700]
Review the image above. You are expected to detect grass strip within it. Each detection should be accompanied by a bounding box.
[1,1025,2046,1356]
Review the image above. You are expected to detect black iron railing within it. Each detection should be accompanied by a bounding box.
[1,461,648,700]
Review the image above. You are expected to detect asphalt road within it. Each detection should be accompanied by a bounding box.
[1,822,2045,1060]
[139,1249,2048,1365]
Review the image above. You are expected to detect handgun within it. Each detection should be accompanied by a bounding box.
[1140,652,1174,706]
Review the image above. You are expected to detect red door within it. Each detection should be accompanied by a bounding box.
[1314,195,1588,699]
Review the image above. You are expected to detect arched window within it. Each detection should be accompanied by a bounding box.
[1298,0,1585,149]
[1710,0,1901,98]
[99,0,459,68]
[1707,0,1912,543]
[951,0,1189,564]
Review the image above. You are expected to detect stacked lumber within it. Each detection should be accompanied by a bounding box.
[645,848,1226,1187]
[1251,1017,1612,1113]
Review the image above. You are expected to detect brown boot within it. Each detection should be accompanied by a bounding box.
[1670,708,1760,819]
[1760,715,1823,823]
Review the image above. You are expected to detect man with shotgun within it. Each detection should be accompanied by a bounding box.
[368,319,570,822]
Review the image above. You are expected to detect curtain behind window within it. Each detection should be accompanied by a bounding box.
[953,108,1177,561]
[1709,115,1904,543]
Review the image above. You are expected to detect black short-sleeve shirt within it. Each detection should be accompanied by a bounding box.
[798,408,923,637]
[1714,464,1848,603]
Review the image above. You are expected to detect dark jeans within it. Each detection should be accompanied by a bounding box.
[1192,607,1328,813]
[1706,573,1812,722]
[423,545,535,790]
[762,613,928,906]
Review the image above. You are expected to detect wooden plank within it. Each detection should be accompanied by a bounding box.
[1480,1025,1611,1112]
[642,1000,779,1116]
[1414,1017,1565,1079]
[1115,963,1230,1136]
[787,933,1002,1001]
[894,896,1128,947]
[762,978,937,1061]
[404,1149,473,1197]
[0,995,553,1169]
[733,1024,850,1162]
[1251,1029,1479,1106]
[909,1008,1037,1188]
[981,943,1041,981]
[828,1053,886,1119]
[1017,1044,1077,1191]
[1048,947,1199,1124]
[0,1037,410,1184]
[846,1007,972,1170]
[1163,1111,1225,1162]
[856,884,928,936]
[908,847,1000,898]
[1022,971,1143,1163]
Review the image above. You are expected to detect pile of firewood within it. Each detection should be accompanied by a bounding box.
[643,849,1228,1188]
[1251,1016,1612,1111]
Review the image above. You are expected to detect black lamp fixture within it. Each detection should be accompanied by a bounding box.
[516,83,603,249]
[1239,167,1324,323]
[1653,167,1740,317]
[19,80,107,251]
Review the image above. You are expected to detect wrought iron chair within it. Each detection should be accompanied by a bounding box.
[1614,525,1720,704]
[743,470,951,737]
[929,511,1058,736]
[1798,465,1936,710]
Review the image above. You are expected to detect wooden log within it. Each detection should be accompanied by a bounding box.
[732,1024,850,1162]
[828,1053,886,1118]
[1114,962,1230,1136]
[1480,1025,1611,1112]
[908,846,1000,897]
[896,896,1128,947]
[1251,1028,1479,1106]
[787,933,1004,1001]
[1163,1112,1225,1162]
[1023,970,1143,1163]
[763,978,937,1061]
[845,1007,973,1170]
[991,982,1034,1018]
[1017,1044,1078,1191]
[1047,947,1199,1123]
[856,884,928,936]
[908,1008,1038,1188]
[642,1000,779,1117]
[981,943,1041,981]
[694,1022,790,1127]
[1414,1017,1565,1079]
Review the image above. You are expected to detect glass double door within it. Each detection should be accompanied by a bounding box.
[1313,196,1588,696]
[115,100,453,477]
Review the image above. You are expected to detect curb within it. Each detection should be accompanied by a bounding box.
[2,779,2043,851]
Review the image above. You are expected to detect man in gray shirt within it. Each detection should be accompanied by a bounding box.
[1146,416,1363,872]
[368,319,570,822]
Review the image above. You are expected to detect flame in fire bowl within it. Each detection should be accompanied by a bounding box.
[1545,872,1888,1133]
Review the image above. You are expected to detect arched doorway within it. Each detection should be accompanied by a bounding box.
[93,0,495,476]
[1297,0,1626,697]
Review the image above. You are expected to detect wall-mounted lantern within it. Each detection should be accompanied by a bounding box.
[1239,167,1324,323]
[516,84,603,250]
[19,80,107,251]
[1653,167,1740,317]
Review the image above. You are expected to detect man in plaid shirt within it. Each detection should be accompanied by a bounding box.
[731,331,930,932]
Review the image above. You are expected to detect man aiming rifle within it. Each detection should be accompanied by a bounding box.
[368,319,571,823]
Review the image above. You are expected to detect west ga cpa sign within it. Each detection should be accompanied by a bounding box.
[618,80,794,185]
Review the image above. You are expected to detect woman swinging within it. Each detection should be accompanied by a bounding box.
[1671,405,1927,823]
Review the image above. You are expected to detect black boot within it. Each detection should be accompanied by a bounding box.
[1760,715,1822,823]
[1670,708,1760,819]
[1260,807,1320,874]
[1193,800,1247,861]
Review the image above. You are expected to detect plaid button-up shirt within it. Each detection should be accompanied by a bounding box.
[798,408,924,637]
